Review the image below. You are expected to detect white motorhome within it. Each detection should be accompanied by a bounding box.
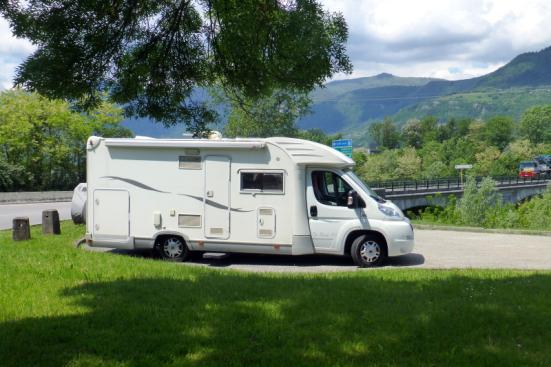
[85,136,414,267]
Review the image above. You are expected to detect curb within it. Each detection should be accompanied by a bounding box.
[0,191,73,205]
[413,223,551,237]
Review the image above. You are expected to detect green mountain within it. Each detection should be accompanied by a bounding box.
[299,45,551,138]
[310,73,441,101]
[392,87,551,122]
[299,73,442,133]
[123,46,551,141]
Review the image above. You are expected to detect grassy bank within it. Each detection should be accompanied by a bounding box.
[1,223,551,366]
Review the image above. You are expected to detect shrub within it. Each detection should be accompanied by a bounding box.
[517,188,551,230]
[458,177,501,226]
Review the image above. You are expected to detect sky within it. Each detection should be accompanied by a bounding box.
[1,0,551,88]
[321,0,551,81]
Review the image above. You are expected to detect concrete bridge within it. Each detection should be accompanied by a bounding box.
[370,177,550,211]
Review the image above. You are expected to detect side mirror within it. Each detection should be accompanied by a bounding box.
[347,190,358,209]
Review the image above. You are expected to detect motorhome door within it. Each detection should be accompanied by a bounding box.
[204,156,231,239]
[306,169,357,251]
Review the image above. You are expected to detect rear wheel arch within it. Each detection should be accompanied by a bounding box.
[153,231,190,245]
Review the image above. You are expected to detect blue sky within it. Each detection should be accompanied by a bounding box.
[1,0,551,88]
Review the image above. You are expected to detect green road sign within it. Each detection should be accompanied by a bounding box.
[334,146,352,158]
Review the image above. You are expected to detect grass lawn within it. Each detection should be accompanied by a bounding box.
[1,223,551,366]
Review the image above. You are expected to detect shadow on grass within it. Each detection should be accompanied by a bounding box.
[102,248,426,270]
[1,272,550,366]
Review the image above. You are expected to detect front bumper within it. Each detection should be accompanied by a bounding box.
[379,220,415,257]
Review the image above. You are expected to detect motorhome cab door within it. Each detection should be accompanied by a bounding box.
[204,156,231,239]
[306,169,357,251]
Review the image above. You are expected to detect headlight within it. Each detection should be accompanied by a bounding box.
[378,204,403,220]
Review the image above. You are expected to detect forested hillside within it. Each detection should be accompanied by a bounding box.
[299,46,551,141]
[121,46,551,145]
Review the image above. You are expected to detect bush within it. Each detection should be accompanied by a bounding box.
[458,177,501,226]
[517,188,551,230]
[412,195,460,225]
[0,156,25,191]
[414,181,551,231]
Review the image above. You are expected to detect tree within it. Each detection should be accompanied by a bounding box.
[498,139,539,176]
[401,119,423,148]
[419,116,438,143]
[483,116,514,149]
[458,176,501,226]
[437,118,472,142]
[0,155,24,191]
[520,105,551,144]
[352,149,368,169]
[1,0,352,133]
[505,139,537,162]
[473,146,502,177]
[0,90,131,190]
[421,161,448,180]
[369,118,400,149]
[517,187,551,230]
[222,90,310,138]
[394,147,421,180]
[444,137,477,167]
[297,129,342,146]
[466,120,486,145]
[356,150,399,182]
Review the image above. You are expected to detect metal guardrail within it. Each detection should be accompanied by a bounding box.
[367,176,550,194]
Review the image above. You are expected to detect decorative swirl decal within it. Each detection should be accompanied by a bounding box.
[103,176,169,193]
[177,194,253,213]
[101,176,253,212]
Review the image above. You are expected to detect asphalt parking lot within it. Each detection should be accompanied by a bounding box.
[88,229,551,272]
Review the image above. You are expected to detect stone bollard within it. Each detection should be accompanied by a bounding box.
[42,209,61,235]
[12,217,31,241]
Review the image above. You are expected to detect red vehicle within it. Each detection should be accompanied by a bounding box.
[518,161,540,178]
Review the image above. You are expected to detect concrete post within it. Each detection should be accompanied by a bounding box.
[12,217,31,241]
[42,209,61,235]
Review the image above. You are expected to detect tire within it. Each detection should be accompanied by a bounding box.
[350,234,387,267]
[156,236,190,262]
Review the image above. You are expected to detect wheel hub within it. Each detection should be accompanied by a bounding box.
[359,241,380,263]
[163,238,183,258]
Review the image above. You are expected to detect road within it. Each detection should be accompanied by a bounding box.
[0,202,72,230]
[88,229,551,272]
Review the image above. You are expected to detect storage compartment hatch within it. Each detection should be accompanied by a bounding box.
[92,189,130,241]
[257,207,276,238]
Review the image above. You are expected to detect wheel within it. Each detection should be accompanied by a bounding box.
[350,234,387,267]
[156,236,190,262]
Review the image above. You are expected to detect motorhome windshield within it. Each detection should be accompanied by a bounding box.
[344,170,385,203]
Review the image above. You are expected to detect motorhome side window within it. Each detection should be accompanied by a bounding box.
[179,155,202,169]
[240,172,284,193]
[312,171,352,207]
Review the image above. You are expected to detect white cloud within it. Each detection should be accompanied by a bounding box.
[321,0,551,80]
[0,18,34,89]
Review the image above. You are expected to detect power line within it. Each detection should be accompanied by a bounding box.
[313,86,551,103]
